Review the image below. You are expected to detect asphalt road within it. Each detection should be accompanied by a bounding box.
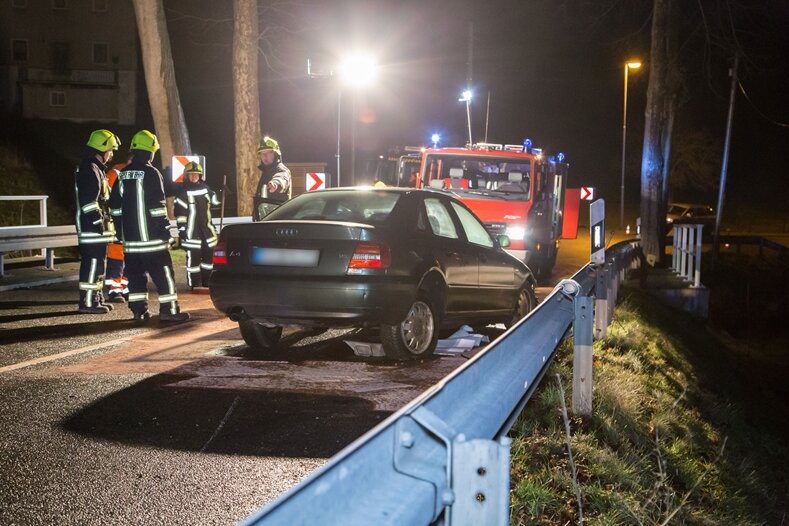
[0,234,594,525]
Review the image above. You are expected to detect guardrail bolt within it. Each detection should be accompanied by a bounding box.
[477,467,487,476]
[399,431,414,448]
[442,489,456,505]
[476,493,486,502]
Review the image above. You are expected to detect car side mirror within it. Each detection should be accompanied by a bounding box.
[497,234,511,248]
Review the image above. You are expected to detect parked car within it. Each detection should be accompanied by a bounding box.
[666,202,716,237]
[209,187,536,360]
[667,203,715,224]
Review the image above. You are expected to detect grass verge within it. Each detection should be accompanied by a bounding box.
[509,288,789,525]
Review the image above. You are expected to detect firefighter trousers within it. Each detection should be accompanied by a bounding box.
[125,250,182,316]
[185,241,214,288]
[78,243,107,308]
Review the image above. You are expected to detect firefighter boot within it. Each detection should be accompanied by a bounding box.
[96,291,114,311]
[132,309,151,322]
[78,290,109,314]
[159,310,190,323]
[78,304,110,314]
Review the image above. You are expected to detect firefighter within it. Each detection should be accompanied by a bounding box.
[108,130,190,323]
[253,136,291,221]
[104,153,132,303]
[174,161,219,292]
[75,129,119,314]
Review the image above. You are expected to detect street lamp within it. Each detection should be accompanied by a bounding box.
[620,60,641,229]
[339,53,377,186]
[459,89,473,145]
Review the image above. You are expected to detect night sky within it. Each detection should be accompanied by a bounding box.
[162,0,789,212]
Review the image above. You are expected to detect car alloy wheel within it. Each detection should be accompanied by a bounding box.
[380,295,438,360]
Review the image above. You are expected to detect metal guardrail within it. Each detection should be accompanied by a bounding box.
[0,215,253,277]
[241,241,642,526]
[717,234,789,258]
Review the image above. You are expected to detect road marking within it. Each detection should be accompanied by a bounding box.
[0,338,131,374]
[0,319,218,374]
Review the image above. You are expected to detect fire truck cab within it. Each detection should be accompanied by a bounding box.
[365,146,424,188]
[417,142,570,278]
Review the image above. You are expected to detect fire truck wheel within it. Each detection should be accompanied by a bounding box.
[507,286,536,328]
[380,294,438,361]
[239,320,283,355]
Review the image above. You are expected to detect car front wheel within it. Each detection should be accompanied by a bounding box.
[506,286,536,328]
[380,295,438,361]
[239,320,283,355]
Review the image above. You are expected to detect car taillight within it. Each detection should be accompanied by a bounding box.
[213,240,227,265]
[348,241,391,269]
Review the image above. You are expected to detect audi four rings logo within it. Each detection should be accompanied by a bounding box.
[275,227,299,237]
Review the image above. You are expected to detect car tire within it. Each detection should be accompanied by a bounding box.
[380,295,438,361]
[506,285,536,328]
[239,320,283,354]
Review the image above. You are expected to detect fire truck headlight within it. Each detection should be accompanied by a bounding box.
[506,226,526,240]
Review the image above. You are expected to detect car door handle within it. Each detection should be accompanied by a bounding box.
[445,251,461,258]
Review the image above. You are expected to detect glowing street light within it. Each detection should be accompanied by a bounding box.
[458,89,473,145]
[620,60,642,228]
[337,53,377,185]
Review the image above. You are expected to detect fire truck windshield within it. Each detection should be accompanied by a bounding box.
[423,154,532,200]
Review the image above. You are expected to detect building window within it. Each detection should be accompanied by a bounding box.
[50,41,70,75]
[92,43,109,65]
[12,40,29,62]
[50,91,66,107]
[92,0,107,11]
[13,0,28,8]
[52,0,67,9]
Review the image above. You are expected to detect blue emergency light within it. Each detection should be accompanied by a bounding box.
[431,133,440,147]
[522,138,533,151]
[557,152,566,162]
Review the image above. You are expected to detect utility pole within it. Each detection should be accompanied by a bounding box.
[712,54,739,271]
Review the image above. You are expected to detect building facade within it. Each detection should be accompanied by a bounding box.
[1,0,137,125]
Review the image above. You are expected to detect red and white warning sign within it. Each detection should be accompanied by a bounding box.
[306,172,326,192]
[580,186,595,201]
[171,155,206,183]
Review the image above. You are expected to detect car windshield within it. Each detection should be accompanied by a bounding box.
[264,189,402,223]
[667,205,686,215]
[423,154,532,199]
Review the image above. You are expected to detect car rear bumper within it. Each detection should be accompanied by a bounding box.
[209,271,418,327]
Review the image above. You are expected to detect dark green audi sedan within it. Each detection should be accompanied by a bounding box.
[209,187,536,360]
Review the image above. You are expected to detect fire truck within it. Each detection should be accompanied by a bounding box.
[414,142,578,278]
[364,145,424,187]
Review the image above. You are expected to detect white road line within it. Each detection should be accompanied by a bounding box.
[0,319,211,374]
[0,338,130,374]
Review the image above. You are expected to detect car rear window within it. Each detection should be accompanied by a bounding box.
[264,190,402,223]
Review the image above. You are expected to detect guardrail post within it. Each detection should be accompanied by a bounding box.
[686,226,695,283]
[693,225,704,288]
[679,226,688,279]
[594,267,607,339]
[606,263,615,323]
[573,294,594,416]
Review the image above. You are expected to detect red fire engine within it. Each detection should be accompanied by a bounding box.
[414,142,579,278]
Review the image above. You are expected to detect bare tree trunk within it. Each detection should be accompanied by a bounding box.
[233,0,261,216]
[132,0,191,171]
[639,0,679,265]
